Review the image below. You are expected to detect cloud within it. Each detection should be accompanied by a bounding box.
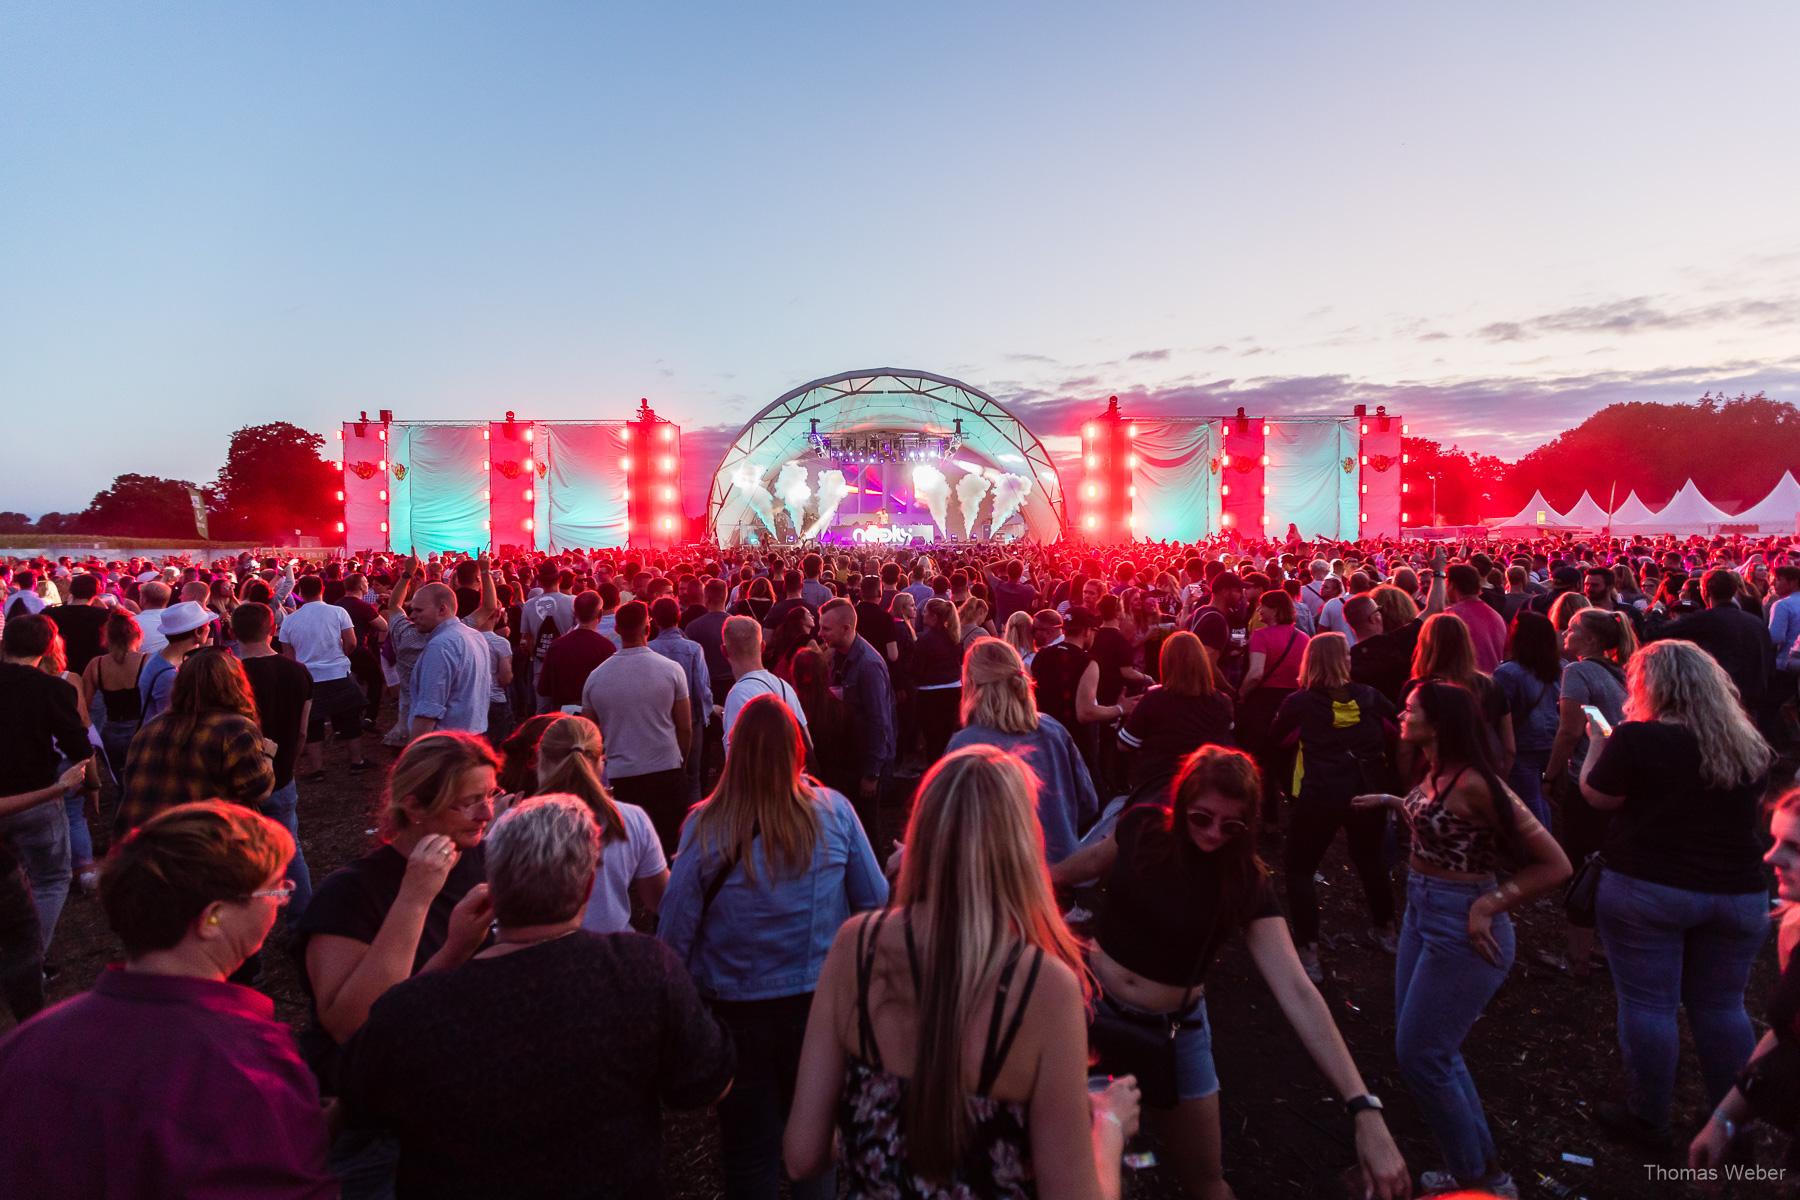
[1127,348,1171,362]
[1477,295,1800,342]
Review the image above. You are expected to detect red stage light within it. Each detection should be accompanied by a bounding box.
[1402,453,1409,464]
[1259,454,1269,467]
[335,490,344,502]
[1402,511,1410,523]
[1360,455,1368,466]
[1361,512,1369,524]
[483,490,491,501]
[1361,424,1369,435]
[1221,484,1231,496]
[335,521,345,532]
[334,460,343,471]
[1084,424,1095,439]
[660,456,674,472]
[524,489,534,502]
[524,518,535,531]
[379,489,387,501]
[1127,423,1138,437]
[621,457,633,472]
[660,517,674,530]
[1220,454,1231,467]
[1402,424,1409,435]
[1401,482,1409,494]
[379,521,388,533]
[483,429,491,441]
[1127,485,1136,497]
[377,459,386,471]
[663,486,676,501]
[1126,453,1138,468]
[1085,455,1098,469]
[1084,515,1097,529]
[1262,424,1271,437]
[1085,484,1099,499]
[336,429,343,440]
[661,427,674,443]
[1221,513,1232,527]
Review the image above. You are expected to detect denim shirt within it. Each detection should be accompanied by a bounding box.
[650,627,714,729]
[409,618,494,733]
[657,786,887,1000]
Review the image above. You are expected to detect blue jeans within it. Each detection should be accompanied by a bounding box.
[63,790,94,870]
[0,802,71,954]
[708,993,835,1200]
[260,781,314,916]
[1507,746,1552,829]
[1595,870,1767,1128]
[1395,873,1514,1185]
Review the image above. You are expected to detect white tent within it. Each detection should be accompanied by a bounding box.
[1609,490,1659,528]
[1649,479,1733,535]
[1563,491,1611,527]
[1489,489,1583,530]
[1731,471,1800,533]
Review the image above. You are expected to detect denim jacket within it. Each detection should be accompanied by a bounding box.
[657,786,887,1000]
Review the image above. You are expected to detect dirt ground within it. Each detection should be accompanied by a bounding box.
[14,729,1793,1200]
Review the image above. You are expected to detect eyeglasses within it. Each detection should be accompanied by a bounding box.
[1185,809,1249,838]
[243,879,297,905]
[449,787,506,815]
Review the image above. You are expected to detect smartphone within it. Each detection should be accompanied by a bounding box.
[1580,704,1613,738]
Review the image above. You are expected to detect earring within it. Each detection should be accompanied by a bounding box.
[207,914,220,926]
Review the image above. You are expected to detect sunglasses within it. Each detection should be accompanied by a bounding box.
[1185,809,1249,838]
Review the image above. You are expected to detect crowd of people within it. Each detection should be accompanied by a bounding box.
[2,528,1800,1197]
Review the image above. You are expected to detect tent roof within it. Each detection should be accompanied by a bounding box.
[1733,471,1800,526]
[1609,490,1660,526]
[1563,491,1611,525]
[1654,479,1733,529]
[1489,489,1582,529]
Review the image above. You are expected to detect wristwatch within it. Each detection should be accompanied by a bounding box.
[1344,1093,1384,1119]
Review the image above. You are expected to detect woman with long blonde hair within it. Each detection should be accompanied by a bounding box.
[527,713,669,933]
[659,694,885,1200]
[1581,638,1774,1146]
[948,638,1097,866]
[786,744,1141,1200]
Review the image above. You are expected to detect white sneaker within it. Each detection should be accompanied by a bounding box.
[1419,1170,1517,1198]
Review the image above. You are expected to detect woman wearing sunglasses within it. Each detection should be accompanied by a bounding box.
[0,800,333,1199]
[1051,745,1410,1200]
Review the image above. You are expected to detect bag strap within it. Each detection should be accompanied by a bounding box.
[1247,629,1297,693]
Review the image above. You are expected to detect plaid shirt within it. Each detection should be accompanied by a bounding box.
[116,711,275,836]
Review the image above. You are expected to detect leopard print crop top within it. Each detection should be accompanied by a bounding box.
[1402,767,1503,875]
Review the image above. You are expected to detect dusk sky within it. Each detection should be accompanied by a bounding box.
[5,3,1798,519]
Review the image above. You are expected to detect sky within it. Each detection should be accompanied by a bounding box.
[4,2,1799,520]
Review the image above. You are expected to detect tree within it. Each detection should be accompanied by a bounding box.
[1501,392,1800,514]
[1401,437,1509,525]
[74,474,205,538]
[32,512,73,534]
[210,422,340,540]
[0,512,30,533]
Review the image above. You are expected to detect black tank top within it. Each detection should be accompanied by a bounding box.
[98,655,146,723]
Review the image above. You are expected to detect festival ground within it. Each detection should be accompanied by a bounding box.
[15,720,1786,1200]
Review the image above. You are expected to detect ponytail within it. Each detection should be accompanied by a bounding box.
[536,745,627,844]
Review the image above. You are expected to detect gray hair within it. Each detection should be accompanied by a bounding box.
[484,795,600,927]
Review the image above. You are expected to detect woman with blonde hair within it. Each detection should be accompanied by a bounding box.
[661,694,885,1200]
[947,638,1097,866]
[1051,746,1410,1199]
[914,597,966,762]
[527,713,668,933]
[785,744,1142,1200]
[1117,630,1235,793]
[1548,591,1591,639]
[961,594,996,652]
[1001,608,1033,660]
[1272,633,1399,982]
[1581,639,1773,1146]
[296,731,499,1195]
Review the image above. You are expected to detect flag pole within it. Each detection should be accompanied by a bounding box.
[1606,480,1616,541]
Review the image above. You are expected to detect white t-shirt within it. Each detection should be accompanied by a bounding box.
[136,607,169,655]
[279,600,354,682]
[722,669,808,753]
[578,801,668,934]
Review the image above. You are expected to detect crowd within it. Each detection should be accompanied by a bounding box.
[2,528,1800,1197]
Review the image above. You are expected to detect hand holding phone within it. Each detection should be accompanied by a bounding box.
[1580,704,1613,738]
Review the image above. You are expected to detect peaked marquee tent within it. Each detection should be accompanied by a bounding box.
[1733,471,1800,534]
[1563,491,1611,527]
[1608,490,1660,528]
[1489,490,1583,531]
[1651,479,1734,535]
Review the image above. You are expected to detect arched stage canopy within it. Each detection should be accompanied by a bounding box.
[707,369,1067,540]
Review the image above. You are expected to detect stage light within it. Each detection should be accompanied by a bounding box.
[379,490,387,501]
[524,518,534,531]
[661,427,674,443]
[334,460,343,471]
[336,429,343,440]
[378,429,387,441]
[1361,424,1369,435]
[336,521,345,533]
[663,486,676,501]
[1259,455,1269,467]
[1360,456,1368,466]
[524,489,534,502]
[1084,424,1095,439]
[1085,484,1099,499]
[1221,454,1231,467]
[1402,424,1409,435]
[483,429,491,441]
[1221,484,1231,496]
[623,488,632,502]
[481,460,489,471]
[1360,484,1368,494]
[523,458,534,471]
[377,459,386,471]
[660,456,674,472]
[1261,514,1270,526]
[379,521,388,533]
[1401,482,1409,493]
[1084,515,1098,530]
[1127,424,1138,437]
[1361,512,1369,524]
[1260,485,1268,497]
[1126,453,1138,468]
[1085,455,1098,469]
[1262,424,1271,437]
[1127,485,1136,497]
[1127,514,1136,528]
[483,490,491,501]
[1221,513,1232,527]
[661,517,674,530]
[1402,511,1410,523]
[621,457,633,471]
[335,490,344,502]
[1401,453,1409,464]
[524,429,533,442]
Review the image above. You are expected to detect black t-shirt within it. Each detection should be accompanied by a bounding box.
[1271,684,1395,802]
[1097,804,1282,988]
[239,653,314,788]
[1089,626,1134,705]
[763,596,814,631]
[46,603,108,674]
[1587,720,1767,894]
[291,842,488,1090]
[855,601,896,652]
[1118,687,1235,791]
[338,931,733,1200]
[1031,640,1091,732]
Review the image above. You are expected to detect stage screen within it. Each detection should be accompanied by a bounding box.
[389,424,489,555]
[543,424,630,550]
[1130,419,1222,540]
[1266,419,1357,540]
